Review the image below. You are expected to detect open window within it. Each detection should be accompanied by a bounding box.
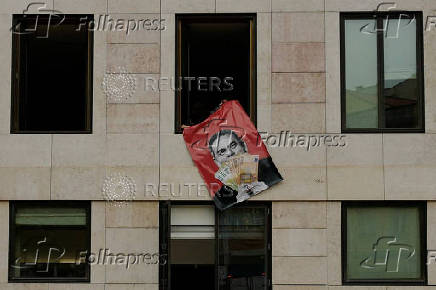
[175,14,256,133]
[159,202,271,290]
[11,14,93,133]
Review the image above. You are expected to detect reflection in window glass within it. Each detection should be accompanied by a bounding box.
[345,19,378,128]
[383,17,418,128]
[10,204,90,281]
[345,205,424,281]
[218,207,266,290]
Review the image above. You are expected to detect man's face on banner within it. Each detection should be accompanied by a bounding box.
[209,130,247,166]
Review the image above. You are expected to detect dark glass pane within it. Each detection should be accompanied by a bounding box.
[218,207,267,290]
[383,17,418,128]
[346,206,423,281]
[179,18,252,127]
[13,15,92,132]
[344,19,378,128]
[170,205,215,290]
[11,228,88,279]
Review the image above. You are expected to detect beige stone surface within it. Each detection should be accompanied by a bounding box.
[0,135,51,167]
[107,44,160,73]
[384,134,436,200]
[0,203,8,283]
[270,167,327,200]
[273,229,327,256]
[54,0,107,13]
[51,167,106,200]
[0,284,49,290]
[91,201,106,283]
[325,12,341,133]
[106,134,159,167]
[107,104,159,133]
[272,12,324,42]
[160,134,194,167]
[52,135,106,167]
[216,0,271,12]
[106,14,161,44]
[271,103,326,133]
[0,167,50,200]
[272,42,325,72]
[272,0,324,12]
[159,167,212,201]
[257,13,272,106]
[105,228,159,283]
[272,201,327,229]
[327,202,341,285]
[327,134,384,200]
[0,15,11,134]
[159,14,175,134]
[326,0,425,12]
[161,0,214,13]
[108,0,160,13]
[93,29,108,136]
[0,1,53,13]
[272,73,325,103]
[272,256,327,284]
[106,201,158,228]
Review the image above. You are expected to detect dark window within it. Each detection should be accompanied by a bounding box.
[159,202,271,290]
[11,14,93,133]
[342,202,426,285]
[9,202,91,282]
[175,14,256,133]
[340,12,424,133]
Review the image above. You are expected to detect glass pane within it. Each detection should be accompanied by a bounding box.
[16,207,87,226]
[170,205,215,290]
[11,228,88,279]
[218,207,266,290]
[383,17,418,128]
[346,206,422,281]
[345,19,378,128]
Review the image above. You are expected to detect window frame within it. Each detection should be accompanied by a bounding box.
[341,201,427,286]
[11,14,94,134]
[340,12,425,133]
[159,201,271,290]
[8,201,91,283]
[174,14,257,134]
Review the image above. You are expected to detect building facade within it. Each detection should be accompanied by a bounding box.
[1,0,436,289]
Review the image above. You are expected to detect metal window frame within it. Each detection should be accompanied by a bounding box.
[340,12,425,133]
[341,201,427,285]
[8,201,91,283]
[159,201,271,290]
[174,14,257,134]
[10,14,94,134]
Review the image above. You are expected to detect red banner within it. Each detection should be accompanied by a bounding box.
[183,100,283,210]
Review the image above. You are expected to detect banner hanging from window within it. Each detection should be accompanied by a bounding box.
[183,100,283,210]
